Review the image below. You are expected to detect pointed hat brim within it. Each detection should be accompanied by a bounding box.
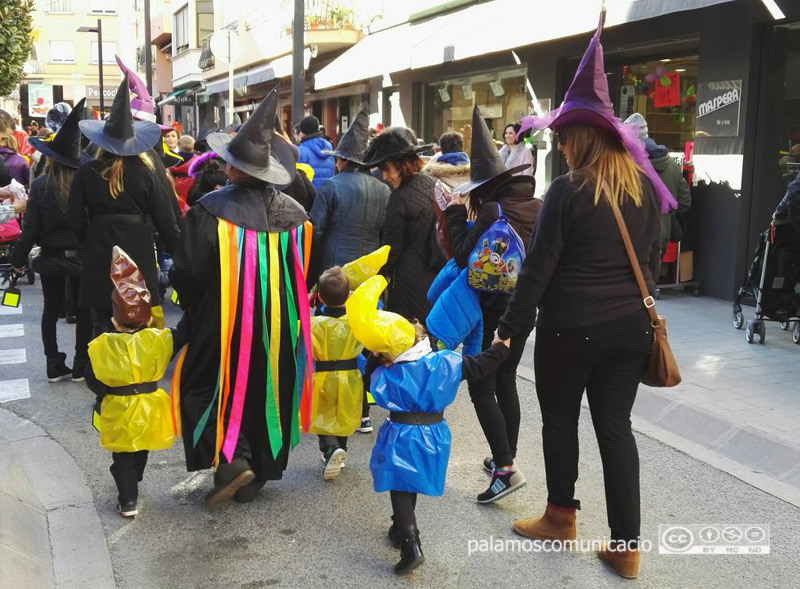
[27,136,92,168]
[206,132,291,185]
[452,164,531,195]
[78,119,161,157]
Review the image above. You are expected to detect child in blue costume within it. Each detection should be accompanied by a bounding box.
[346,276,510,575]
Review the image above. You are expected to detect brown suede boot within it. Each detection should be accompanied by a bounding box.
[598,542,640,579]
[512,502,577,540]
[204,458,255,506]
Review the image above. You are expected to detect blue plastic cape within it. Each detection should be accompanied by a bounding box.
[369,350,462,496]
[426,259,483,356]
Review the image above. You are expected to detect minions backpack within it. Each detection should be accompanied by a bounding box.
[467,203,525,294]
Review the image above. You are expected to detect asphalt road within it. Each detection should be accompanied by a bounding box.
[2,282,799,588]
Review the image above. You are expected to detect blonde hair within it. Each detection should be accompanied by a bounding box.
[0,134,19,152]
[558,125,643,208]
[96,148,155,198]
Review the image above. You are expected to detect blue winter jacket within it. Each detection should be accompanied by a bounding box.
[426,259,484,356]
[298,136,335,190]
[369,351,461,496]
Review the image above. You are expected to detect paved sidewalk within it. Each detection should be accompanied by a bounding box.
[0,408,114,588]
[518,293,800,506]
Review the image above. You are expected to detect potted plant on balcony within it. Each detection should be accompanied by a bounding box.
[331,5,354,30]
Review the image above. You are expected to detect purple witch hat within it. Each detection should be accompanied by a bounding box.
[115,55,173,133]
[517,10,676,213]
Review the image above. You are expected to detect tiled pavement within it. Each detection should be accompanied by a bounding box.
[517,292,800,505]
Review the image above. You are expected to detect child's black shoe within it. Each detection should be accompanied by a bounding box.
[117,501,138,517]
[394,526,424,575]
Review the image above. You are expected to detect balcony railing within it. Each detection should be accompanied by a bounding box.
[275,0,378,37]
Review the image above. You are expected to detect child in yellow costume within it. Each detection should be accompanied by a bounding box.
[310,266,363,480]
[309,246,390,479]
[86,246,187,517]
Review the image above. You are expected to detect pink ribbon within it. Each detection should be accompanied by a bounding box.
[290,227,314,429]
[222,229,257,462]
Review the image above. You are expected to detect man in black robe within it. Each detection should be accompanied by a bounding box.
[171,89,312,505]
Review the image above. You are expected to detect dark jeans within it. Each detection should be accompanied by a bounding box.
[534,309,651,541]
[390,490,418,529]
[318,435,348,453]
[467,305,529,468]
[110,450,149,504]
[91,307,114,338]
[40,274,91,363]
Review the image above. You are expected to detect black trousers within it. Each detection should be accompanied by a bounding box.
[91,307,115,338]
[40,274,91,364]
[467,304,529,468]
[318,435,348,452]
[110,450,149,504]
[534,309,651,541]
[390,490,418,529]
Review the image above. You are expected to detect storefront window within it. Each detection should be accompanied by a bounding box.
[426,67,528,147]
[609,56,699,154]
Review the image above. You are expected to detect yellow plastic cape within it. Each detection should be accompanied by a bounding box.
[345,276,415,360]
[89,328,174,453]
[308,316,364,436]
[341,245,390,289]
[296,162,314,182]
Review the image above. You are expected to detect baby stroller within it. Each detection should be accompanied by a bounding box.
[732,223,800,344]
[0,209,35,290]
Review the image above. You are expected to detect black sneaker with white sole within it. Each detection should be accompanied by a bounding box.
[357,418,373,433]
[477,468,526,504]
[483,457,495,474]
[117,501,138,517]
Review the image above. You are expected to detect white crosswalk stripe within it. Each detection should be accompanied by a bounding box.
[0,378,30,402]
[0,324,24,338]
[0,304,23,315]
[0,348,26,365]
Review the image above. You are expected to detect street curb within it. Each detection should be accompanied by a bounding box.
[516,365,800,508]
[0,408,115,588]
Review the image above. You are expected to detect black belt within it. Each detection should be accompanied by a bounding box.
[389,411,444,425]
[107,381,159,395]
[91,214,145,223]
[315,358,359,372]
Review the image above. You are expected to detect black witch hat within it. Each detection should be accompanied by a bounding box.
[454,105,531,194]
[78,75,161,157]
[28,98,91,169]
[322,103,370,164]
[362,127,433,168]
[205,88,290,184]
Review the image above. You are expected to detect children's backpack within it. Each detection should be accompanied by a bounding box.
[467,203,525,294]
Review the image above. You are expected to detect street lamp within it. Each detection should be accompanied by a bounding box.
[77,19,104,115]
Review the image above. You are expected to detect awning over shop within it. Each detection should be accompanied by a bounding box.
[246,49,313,86]
[314,15,459,90]
[314,0,735,89]
[157,88,188,107]
[205,72,249,95]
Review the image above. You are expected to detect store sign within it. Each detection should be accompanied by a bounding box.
[86,85,118,101]
[28,83,53,117]
[696,80,742,137]
[653,73,680,108]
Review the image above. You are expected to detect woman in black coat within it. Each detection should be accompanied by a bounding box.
[68,79,180,336]
[10,99,92,382]
[363,128,437,322]
[444,106,539,504]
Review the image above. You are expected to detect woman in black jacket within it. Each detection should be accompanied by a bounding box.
[444,106,538,504]
[68,77,179,336]
[363,128,437,322]
[10,99,92,382]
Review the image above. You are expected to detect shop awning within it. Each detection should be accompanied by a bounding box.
[314,15,459,90]
[205,71,249,95]
[157,88,188,107]
[315,0,735,88]
[411,0,736,70]
[246,49,313,86]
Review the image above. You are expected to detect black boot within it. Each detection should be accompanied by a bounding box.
[394,526,424,575]
[388,516,400,548]
[46,353,72,383]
